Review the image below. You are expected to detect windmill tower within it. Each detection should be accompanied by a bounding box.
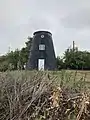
[26,31,56,70]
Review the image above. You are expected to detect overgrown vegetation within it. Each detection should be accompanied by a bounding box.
[0,70,90,120]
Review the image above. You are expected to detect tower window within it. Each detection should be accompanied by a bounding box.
[39,44,45,50]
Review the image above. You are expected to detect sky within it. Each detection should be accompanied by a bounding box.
[0,0,90,56]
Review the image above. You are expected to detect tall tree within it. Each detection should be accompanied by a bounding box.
[19,37,33,69]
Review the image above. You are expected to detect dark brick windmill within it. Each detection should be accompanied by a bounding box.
[26,31,56,70]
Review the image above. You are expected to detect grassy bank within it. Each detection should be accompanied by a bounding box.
[0,70,90,120]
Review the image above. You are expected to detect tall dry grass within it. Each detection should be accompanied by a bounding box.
[0,70,90,120]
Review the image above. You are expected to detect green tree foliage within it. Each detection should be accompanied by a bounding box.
[56,56,64,70]
[19,37,33,69]
[63,47,90,70]
[0,37,33,71]
[7,49,20,70]
[0,55,9,71]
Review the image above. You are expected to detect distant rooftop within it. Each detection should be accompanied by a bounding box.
[33,31,52,36]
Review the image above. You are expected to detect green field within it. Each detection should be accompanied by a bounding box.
[0,70,90,120]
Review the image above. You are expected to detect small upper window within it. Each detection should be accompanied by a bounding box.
[39,44,45,50]
[41,35,44,38]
